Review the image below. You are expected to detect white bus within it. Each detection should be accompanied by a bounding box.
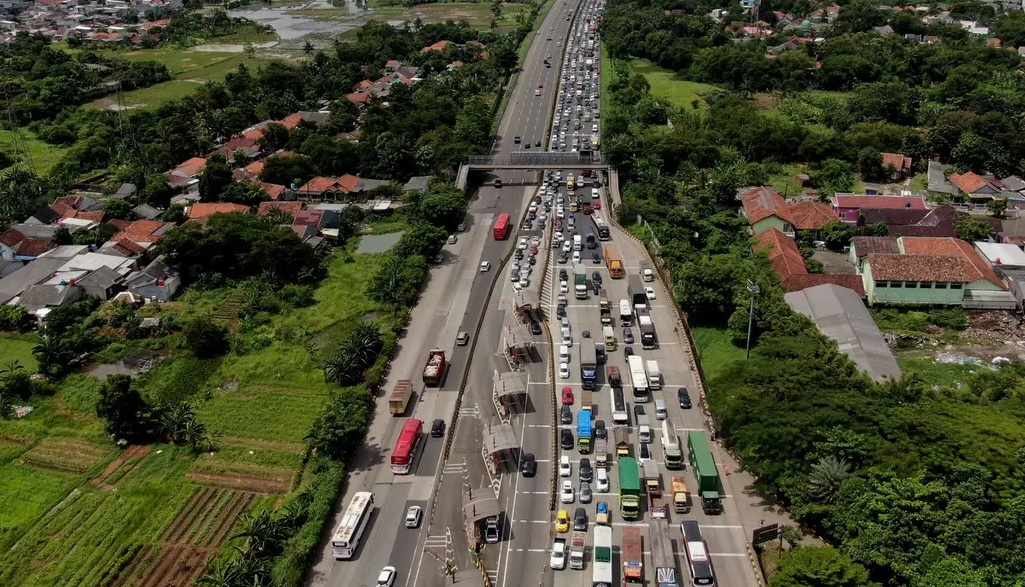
[681,520,716,586]
[592,525,613,587]
[332,491,375,560]
[627,354,649,403]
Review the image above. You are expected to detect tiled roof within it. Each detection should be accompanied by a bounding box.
[337,174,361,193]
[1,228,26,247]
[293,209,326,228]
[421,40,452,53]
[15,238,55,258]
[948,171,990,194]
[122,220,168,237]
[832,194,928,210]
[788,201,837,230]
[880,152,912,173]
[741,186,795,225]
[170,157,207,177]
[278,113,304,130]
[259,183,287,201]
[869,253,979,283]
[63,209,105,223]
[110,236,147,256]
[345,92,371,104]
[186,202,250,219]
[754,228,806,278]
[258,201,304,219]
[107,219,132,232]
[861,207,930,225]
[852,236,899,258]
[900,236,964,256]
[298,176,344,194]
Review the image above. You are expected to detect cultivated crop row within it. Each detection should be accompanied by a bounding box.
[20,437,110,474]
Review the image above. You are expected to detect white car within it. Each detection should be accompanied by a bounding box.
[518,237,528,250]
[560,480,575,504]
[377,567,397,587]
[560,455,572,477]
[596,469,609,492]
[572,251,581,264]
[562,241,572,253]
[513,282,523,292]
[645,287,656,300]
[556,208,565,219]
[531,236,541,246]
[560,281,569,293]
[592,124,599,132]
[519,276,531,287]
[559,362,570,379]
[480,261,491,272]
[405,506,423,528]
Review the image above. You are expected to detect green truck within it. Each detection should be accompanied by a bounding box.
[687,431,723,514]
[618,456,642,520]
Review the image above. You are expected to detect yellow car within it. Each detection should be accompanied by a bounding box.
[554,509,570,533]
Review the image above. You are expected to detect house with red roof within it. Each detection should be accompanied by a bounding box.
[880,152,913,180]
[831,194,928,224]
[258,201,304,220]
[861,236,1012,307]
[259,182,287,201]
[421,40,452,53]
[186,202,250,220]
[165,157,207,189]
[215,136,261,164]
[741,187,839,236]
[948,171,1004,203]
[754,228,865,296]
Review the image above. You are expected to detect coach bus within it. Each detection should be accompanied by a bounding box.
[331,491,375,560]
[493,213,511,240]
[390,418,424,474]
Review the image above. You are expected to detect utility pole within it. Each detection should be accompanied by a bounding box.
[745,280,760,360]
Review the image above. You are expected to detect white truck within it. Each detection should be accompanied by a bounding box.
[646,359,662,390]
[569,531,587,569]
[551,538,567,570]
[637,414,651,444]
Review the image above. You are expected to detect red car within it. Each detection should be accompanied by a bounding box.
[561,387,574,405]
[593,201,602,210]
[529,245,539,255]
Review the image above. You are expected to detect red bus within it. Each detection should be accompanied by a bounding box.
[493,213,511,240]
[391,418,424,474]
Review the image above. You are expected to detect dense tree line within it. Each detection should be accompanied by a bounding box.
[601,3,1025,584]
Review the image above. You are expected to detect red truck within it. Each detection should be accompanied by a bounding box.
[606,366,621,387]
[422,350,447,386]
[623,526,643,584]
[493,213,510,240]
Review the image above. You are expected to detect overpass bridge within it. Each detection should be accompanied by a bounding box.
[456,152,609,191]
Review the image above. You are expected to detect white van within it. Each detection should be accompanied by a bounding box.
[559,345,570,362]
[654,399,667,420]
[573,235,582,251]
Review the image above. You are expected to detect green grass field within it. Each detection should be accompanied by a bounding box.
[627,59,720,112]
[0,235,392,586]
[0,130,69,175]
[690,326,746,383]
[0,334,38,371]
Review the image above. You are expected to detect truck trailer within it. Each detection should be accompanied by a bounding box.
[422,350,446,386]
[687,431,723,514]
[388,379,414,415]
[569,531,586,570]
[671,476,691,514]
[649,519,680,587]
[622,526,643,584]
[642,459,666,519]
[604,245,623,278]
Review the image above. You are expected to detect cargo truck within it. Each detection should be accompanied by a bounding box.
[614,428,630,457]
[641,459,666,519]
[622,526,643,583]
[577,409,593,454]
[646,359,662,390]
[580,343,598,390]
[594,437,608,468]
[422,350,446,386]
[574,264,588,299]
[569,531,586,569]
[388,379,414,415]
[661,420,684,469]
[604,245,623,278]
[610,386,628,426]
[598,289,610,324]
[687,431,723,514]
[637,311,657,350]
[671,476,691,514]
[627,275,648,311]
[649,519,680,587]
[606,365,622,387]
[618,457,642,520]
[550,538,567,570]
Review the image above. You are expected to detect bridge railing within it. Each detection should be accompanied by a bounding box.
[465,152,604,167]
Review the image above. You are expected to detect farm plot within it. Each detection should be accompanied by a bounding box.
[187,457,295,494]
[194,383,325,445]
[0,435,31,462]
[88,444,151,490]
[20,437,111,474]
[111,486,254,587]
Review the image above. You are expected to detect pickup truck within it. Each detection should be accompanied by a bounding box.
[550,538,567,570]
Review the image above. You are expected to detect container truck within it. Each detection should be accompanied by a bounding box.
[610,386,628,426]
[618,457,642,520]
[604,245,623,278]
[606,365,621,387]
[622,526,643,584]
[637,311,657,349]
[628,275,648,311]
[388,379,414,415]
[649,519,680,587]
[574,264,588,299]
[569,531,586,569]
[577,409,593,454]
[642,459,666,519]
[687,431,723,514]
[422,350,446,386]
[646,359,662,390]
[550,538,567,570]
[580,343,598,390]
[671,476,691,513]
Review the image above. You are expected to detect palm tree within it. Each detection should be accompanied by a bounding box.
[303,41,314,55]
[347,320,383,367]
[0,392,16,420]
[807,456,853,504]
[32,332,71,377]
[233,509,288,557]
[159,403,195,444]
[323,352,360,385]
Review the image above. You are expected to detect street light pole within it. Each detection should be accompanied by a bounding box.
[746,280,760,360]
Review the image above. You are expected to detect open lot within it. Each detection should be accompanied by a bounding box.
[627,59,720,112]
[0,235,392,586]
[0,129,69,175]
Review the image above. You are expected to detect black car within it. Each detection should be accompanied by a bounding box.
[624,345,633,357]
[560,269,568,281]
[639,442,651,459]
[561,404,573,424]
[561,429,574,450]
[530,321,543,335]
[557,304,567,318]
[592,272,602,285]
[579,458,592,482]
[634,404,645,417]
[591,252,600,263]
[521,453,537,477]
[514,136,521,144]
[514,249,524,260]
[678,387,692,409]
[431,419,446,438]
[595,345,606,365]
[573,507,588,531]
[582,330,590,339]
[594,420,606,439]
[623,328,634,344]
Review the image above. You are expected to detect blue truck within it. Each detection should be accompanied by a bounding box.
[577,408,592,453]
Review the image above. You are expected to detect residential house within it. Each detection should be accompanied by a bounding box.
[787,200,839,235]
[215,136,261,164]
[974,242,1025,270]
[860,236,1013,308]
[849,235,901,272]
[258,201,304,220]
[26,206,61,225]
[740,186,795,236]
[948,171,1004,203]
[754,228,866,295]
[185,202,250,220]
[232,159,266,182]
[880,152,913,180]
[420,40,453,53]
[122,256,181,302]
[296,176,352,199]
[132,203,161,220]
[164,157,207,190]
[403,176,431,192]
[831,194,929,224]
[104,219,174,255]
[113,182,138,199]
